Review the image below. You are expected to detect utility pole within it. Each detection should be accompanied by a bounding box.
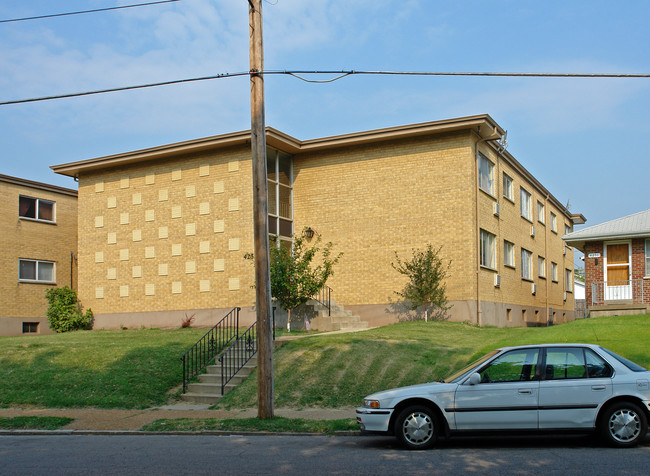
[248,0,274,419]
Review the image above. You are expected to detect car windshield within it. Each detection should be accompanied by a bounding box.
[444,350,500,383]
[599,347,647,372]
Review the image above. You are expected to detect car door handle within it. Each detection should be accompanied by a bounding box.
[518,389,533,394]
[591,385,606,391]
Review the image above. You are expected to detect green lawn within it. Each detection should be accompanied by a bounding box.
[0,315,648,410]
[0,328,206,409]
[142,417,357,433]
[0,417,73,430]
[218,314,650,409]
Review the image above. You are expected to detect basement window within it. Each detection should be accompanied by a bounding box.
[22,322,39,334]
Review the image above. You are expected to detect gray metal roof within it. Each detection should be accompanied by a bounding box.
[563,209,650,250]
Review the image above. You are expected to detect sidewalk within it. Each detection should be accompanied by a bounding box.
[0,405,357,431]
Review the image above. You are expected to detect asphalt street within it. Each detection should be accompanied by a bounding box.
[0,433,649,475]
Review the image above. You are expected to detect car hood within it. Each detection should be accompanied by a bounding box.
[366,381,456,402]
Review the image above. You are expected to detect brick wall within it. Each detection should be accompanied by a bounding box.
[0,179,77,335]
[77,146,257,328]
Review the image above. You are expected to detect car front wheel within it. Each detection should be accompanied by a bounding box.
[599,401,648,447]
[394,405,438,450]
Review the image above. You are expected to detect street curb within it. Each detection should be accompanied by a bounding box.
[0,429,363,437]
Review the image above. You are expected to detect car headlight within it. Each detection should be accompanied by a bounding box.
[364,399,380,409]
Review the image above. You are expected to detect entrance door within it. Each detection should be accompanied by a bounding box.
[605,243,631,300]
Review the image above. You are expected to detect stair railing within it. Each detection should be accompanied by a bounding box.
[219,321,257,395]
[313,285,332,316]
[180,307,240,393]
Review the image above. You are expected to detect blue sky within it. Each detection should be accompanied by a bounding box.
[1,0,649,244]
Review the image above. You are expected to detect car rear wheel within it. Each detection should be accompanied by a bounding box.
[394,405,438,450]
[599,401,648,447]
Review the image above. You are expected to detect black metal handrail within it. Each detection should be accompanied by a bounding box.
[313,285,332,316]
[180,307,240,393]
[219,321,257,394]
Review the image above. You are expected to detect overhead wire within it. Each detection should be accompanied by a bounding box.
[1,69,649,106]
[0,0,181,24]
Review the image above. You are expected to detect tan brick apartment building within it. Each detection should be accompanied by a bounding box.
[52,114,583,329]
[0,174,78,335]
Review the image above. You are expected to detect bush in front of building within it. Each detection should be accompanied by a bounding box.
[45,286,93,333]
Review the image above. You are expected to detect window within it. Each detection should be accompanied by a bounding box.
[480,229,496,269]
[479,348,539,383]
[585,349,613,378]
[267,148,293,246]
[551,262,558,282]
[19,196,55,222]
[545,348,586,380]
[502,173,513,201]
[646,239,650,276]
[22,322,39,334]
[18,259,55,283]
[565,268,572,292]
[537,201,545,224]
[478,154,494,195]
[520,187,532,221]
[538,256,546,278]
[565,223,572,235]
[550,212,557,233]
[504,240,515,268]
[521,248,532,280]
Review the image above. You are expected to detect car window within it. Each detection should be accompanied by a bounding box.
[585,349,613,378]
[544,348,586,380]
[599,347,647,372]
[479,349,539,383]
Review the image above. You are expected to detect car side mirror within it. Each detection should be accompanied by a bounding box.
[467,373,481,386]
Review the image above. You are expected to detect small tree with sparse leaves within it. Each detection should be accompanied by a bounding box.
[246,229,342,331]
[392,244,452,322]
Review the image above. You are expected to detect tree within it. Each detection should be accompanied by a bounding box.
[574,265,585,283]
[246,229,342,331]
[45,286,93,333]
[391,244,452,322]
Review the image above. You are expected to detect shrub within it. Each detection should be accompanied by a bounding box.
[45,286,93,333]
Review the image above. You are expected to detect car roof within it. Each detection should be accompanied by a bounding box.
[498,343,601,352]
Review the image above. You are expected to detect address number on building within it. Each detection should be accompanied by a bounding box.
[588,253,601,258]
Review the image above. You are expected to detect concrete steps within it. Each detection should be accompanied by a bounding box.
[308,300,369,332]
[181,356,257,405]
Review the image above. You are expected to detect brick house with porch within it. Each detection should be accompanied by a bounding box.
[563,209,650,317]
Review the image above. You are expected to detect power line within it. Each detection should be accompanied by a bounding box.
[2,69,649,106]
[0,0,181,24]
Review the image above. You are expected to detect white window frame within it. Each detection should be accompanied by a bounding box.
[551,262,558,282]
[521,248,533,280]
[504,240,515,268]
[565,223,572,235]
[18,259,56,283]
[550,212,557,233]
[537,201,545,224]
[502,173,514,201]
[646,239,650,277]
[19,195,56,223]
[478,154,495,196]
[565,268,573,292]
[480,229,496,270]
[538,256,546,278]
[520,187,532,221]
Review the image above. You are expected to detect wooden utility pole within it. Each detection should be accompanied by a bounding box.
[248,0,274,419]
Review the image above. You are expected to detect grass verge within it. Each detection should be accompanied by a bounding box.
[142,417,357,434]
[0,417,74,430]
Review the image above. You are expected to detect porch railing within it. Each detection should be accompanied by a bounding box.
[180,307,240,393]
[219,321,257,394]
[591,279,645,306]
[313,285,332,316]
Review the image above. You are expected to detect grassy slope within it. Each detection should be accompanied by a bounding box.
[0,328,206,409]
[0,315,647,410]
[218,314,650,409]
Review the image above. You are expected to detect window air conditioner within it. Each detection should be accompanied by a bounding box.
[531,283,537,295]
[493,202,500,217]
[530,225,536,237]
[494,274,501,287]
